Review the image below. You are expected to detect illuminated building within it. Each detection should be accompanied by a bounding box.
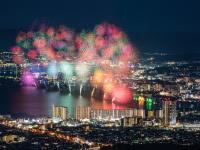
[1,135,25,143]
[155,83,162,91]
[162,97,177,126]
[124,109,135,118]
[0,52,13,63]
[0,63,18,77]
[2,135,17,143]
[155,109,163,119]
[121,117,140,127]
[75,106,91,120]
[138,96,145,109]
[146,97,153,110]
[52,105,68,120]
[145,97,154,118]
[133,109,138,116]
[137,109,145,118]
[133,95,139,108]
[147,111,154,118]
[133,95,145,109]
[90,109,135,120]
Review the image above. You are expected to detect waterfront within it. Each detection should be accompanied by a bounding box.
[0,86,131,118]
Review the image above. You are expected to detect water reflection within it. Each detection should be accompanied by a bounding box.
[57,94,90,118]
[11,87,48,116]
[6,87,132,117]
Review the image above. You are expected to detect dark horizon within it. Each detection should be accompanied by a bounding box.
[0,0,200,32]
[0,0,200,54]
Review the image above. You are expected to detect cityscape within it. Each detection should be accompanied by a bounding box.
[0,0,200,150]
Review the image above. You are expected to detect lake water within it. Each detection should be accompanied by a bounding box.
[0,86,131,118]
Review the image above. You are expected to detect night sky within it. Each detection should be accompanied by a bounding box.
[0,0,200,53]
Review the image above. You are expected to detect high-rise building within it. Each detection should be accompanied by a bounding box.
[90,109,135,120]
[147,111,154,118]
[75,106,91,120]
[121,117,140,127]
[52,105,68,120]
[155,109,163,119]
[162,97,177,126]
[137,109,145,118]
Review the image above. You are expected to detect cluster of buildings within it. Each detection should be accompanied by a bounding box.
[0,53,199,149]
[52,96,177,127]
[134,59,200,102]
[1,51,200,128]
[0,52,18,78]
[1,134,25,144]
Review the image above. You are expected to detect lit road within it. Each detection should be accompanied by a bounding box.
[0,120,112,149]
